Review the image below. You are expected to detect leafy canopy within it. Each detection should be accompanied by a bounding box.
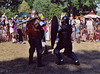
[33,0,62,19]
[18,0,30,13]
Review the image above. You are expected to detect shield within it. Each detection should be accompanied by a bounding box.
[51,15,59,48]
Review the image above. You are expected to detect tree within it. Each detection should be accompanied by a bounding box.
[0,0,99,19]
[33,0,62,20]
[48,3,62,19]
[18,0,30,13]
[0,8,15,19]
[71,0,98,15]
[52,0,98,16]
[26,0,34,9]
[0,0,23,12]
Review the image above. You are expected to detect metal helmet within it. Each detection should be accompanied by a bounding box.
[30,9,38,18]
[61,16,69,25]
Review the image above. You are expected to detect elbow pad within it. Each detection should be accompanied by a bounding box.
[40,21,47,27]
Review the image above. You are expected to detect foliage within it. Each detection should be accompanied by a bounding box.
[26,0,34,9]
[18,0,31,13]
[33,0,62,20]
[48,3,62,19]
[55,0,98,16]
[72,0,98,15]
[0,0,23,13]
[0,8,15,19]
[0,0,100,19]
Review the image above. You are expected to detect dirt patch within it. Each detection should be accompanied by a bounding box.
[0,41,100,74]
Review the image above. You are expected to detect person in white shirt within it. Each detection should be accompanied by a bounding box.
[86,17,94,41]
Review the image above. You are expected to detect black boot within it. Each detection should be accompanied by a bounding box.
[29,54,33,65]
[37,56,45,67]
[54,49,64,65]
[69,52,80,65]
[56,58,64,65]
[55,54,64,65]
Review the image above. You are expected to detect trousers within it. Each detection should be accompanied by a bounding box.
[28,38,42,57]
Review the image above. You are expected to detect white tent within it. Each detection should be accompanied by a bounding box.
[84,11,100,18]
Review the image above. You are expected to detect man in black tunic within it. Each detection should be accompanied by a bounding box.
[54,16,80,65]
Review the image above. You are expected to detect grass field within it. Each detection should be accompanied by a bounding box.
[0,41,100,74]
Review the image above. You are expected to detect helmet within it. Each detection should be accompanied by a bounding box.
[61,16,69,25]
[30,9,38,18]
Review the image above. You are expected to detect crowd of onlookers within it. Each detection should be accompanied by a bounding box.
[0,12,50,43]
[69,14,100,43]
[0,12,100,43]
[0,12,29,43]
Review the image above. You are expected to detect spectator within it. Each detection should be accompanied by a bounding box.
[69,14,76,41]
[86,17,94,41]
[81,27,87,42]
[17,19,25,44]
[1,12,8,26]
[0,24,3,42]
[10,17,17,43]
[75,17,80,43]
[1,12,7,21]
[22,15,28,40]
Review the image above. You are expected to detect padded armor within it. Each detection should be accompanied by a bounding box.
[58,25,72,41]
